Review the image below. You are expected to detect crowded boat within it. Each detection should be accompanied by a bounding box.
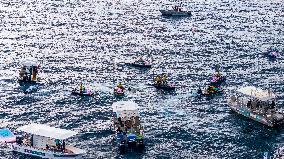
[112,101,144,151]
[228,86,284,127]
[18,59,40,85]
[0,124,86,159]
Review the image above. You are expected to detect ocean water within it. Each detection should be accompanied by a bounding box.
[0,0,283,158]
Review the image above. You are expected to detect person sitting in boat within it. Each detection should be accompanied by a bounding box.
[154,75,162,86]
[79,83,85,93]
[161,74,168,85]
[197,87,202,95]
[19,66,26,80]
[117,82,125,90]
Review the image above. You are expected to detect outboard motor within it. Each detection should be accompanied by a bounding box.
[16,136,23,145]
[136,139,144,147]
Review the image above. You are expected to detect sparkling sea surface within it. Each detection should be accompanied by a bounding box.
[0,0,283,158]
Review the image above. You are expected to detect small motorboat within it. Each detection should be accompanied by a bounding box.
[114,87,125,96]
[72,83,95,97]
[71,91,94,97]
[126,56,152,68]
[127,61,152,68]
[160,6,191,16]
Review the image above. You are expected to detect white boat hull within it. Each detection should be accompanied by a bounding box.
[229,104,274,127]
[12,144,84,159]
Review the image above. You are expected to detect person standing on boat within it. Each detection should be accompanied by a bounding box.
[19,66,26,80]
[32,65,38,81]
[62,140,65,152]
[271,101,276,109]
[55,139,61,150]
[247,100,252,109]
[80,83,83,93]
[28,66,32,82]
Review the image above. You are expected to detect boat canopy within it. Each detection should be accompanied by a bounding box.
[112,101,139,119]
[237,86,276,101]
[22,59,39,67]
[17,123,77,140]
[0,128,16,143]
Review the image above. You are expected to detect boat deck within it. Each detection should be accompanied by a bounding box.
[113,115,143,138]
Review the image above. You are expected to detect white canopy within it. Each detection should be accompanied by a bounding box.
[17,123,77,140]
[22,59,39,67]
[237,86,276,101]
[112,101,139,119]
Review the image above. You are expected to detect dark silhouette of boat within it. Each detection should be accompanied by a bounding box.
[160,6,191,16]
[71,91,94,97]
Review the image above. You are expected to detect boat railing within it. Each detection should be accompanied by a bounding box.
[16,141,81,155]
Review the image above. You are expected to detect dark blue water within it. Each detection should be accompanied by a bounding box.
[0,0,283,158]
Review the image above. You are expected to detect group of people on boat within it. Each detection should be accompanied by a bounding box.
[198,70,226,97]
[154,74,168,86]
[76,83,93,95]
[19,65,39,82]
[47,139,66,152]
[246,99,276,113]
[16,134,33,146]
[114,116,144,146]
[131,56,151,68]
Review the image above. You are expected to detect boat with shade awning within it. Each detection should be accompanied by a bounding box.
[112,101,145,151]
[228,86,284,127]
[2,123,85,159]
